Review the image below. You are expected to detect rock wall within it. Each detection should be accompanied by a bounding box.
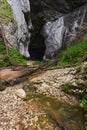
[43,4,87,58]
[6,0,87,59]
[30,0,87,58]
[7,0,32,58]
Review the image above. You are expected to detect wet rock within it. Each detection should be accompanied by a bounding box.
[15,88,26,99]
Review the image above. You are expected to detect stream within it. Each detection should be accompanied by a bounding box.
[24,84,85,130]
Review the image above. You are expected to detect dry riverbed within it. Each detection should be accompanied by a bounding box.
[0,62,87,130]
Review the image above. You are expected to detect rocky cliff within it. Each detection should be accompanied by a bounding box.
[30,0,87,58]
[7,0,32,58]
[6,0,87,59]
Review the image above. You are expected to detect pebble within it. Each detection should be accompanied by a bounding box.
[15,88,26,99]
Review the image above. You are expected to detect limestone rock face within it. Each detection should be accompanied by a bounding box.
[30,0,87,58]
[6,0,87,59]
[7,0,32,58]
[43,4,87,58]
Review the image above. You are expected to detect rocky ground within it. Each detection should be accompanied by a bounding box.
[0,83,59,130]
[0,62,87,130]
[30,62,87,105]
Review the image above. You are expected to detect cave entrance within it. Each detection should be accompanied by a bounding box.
[29,33,46,61]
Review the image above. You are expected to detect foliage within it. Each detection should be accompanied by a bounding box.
[0,40,27,67]
[80,94,87,109]
[63,83,73,94]
[0,40,8,66]
[0,55,8,67]
[79,83,87,109]
[0,0,14,24]
[0,40,5,54]
[59,40,87,67]
[8,48,27,65]
[33,60,44,65]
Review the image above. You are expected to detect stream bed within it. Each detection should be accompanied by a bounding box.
[25,85,85,130]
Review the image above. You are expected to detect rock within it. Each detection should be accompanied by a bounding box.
[3,22,18,49]
[30,0,87,58]
[30,0,87,22]
[3,0,87,59]
[7,0,32,58]
[43,4,87,58]
[15,88,26,99]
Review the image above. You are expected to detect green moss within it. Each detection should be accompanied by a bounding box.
[0,0,14,24]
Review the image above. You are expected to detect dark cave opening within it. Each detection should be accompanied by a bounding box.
[29,0,46,61]
[29,33,46,61]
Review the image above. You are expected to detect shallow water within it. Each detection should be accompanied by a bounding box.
[25,85,85,130]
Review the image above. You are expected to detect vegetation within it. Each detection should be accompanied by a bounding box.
[0,39,8,66]
[0,39,27,67]
[8,48,27,65]
[80,66,87,109]
[0,0,14,24]
[33,60,44,66]
[57,40,87,110]
[58,40,87,67]
[63,83,73,94]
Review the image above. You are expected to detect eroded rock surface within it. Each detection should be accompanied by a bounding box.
[7,0,32,58]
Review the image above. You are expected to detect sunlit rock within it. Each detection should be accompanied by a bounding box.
[15,88,26,99]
